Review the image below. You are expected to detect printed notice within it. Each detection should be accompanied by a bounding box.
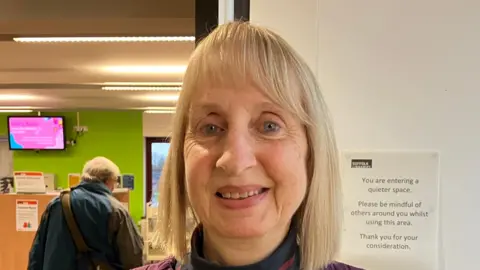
[338,151,440,270]
[14,171,46,193]
[16,199,39,232]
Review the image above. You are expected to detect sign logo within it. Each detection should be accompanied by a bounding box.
[351,159,372,168]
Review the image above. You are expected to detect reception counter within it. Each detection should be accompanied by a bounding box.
[0,189,130,269]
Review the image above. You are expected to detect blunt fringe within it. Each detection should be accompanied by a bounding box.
[151,21,342,270]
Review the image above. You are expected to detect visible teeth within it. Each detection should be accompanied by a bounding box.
[219,189,263,200]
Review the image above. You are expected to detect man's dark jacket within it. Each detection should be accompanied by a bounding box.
[28,181,144,270]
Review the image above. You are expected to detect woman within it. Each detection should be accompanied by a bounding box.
[136,21,363,270]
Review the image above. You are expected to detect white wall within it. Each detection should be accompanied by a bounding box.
[142,113,173,137]
[252,1,480,269]
[250,0,320,74]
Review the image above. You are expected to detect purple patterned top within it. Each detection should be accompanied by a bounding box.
[133,259,361,270]
[133,226,363,270]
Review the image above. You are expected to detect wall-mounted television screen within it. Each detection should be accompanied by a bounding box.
[7,116,66,150]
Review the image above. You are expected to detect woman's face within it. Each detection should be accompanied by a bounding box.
[184,85,308,239]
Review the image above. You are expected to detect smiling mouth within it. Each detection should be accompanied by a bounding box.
[215,188,269,200]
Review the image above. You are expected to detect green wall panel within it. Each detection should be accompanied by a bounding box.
[0,111,144,222]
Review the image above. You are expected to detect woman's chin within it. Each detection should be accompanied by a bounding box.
[217,225,267,239]
[208,217,274,239]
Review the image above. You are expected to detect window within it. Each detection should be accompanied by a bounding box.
[145,137,170,206]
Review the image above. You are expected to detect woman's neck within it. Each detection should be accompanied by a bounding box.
[202,223,290,266]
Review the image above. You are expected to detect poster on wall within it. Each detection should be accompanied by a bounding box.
[16,199,39,232]
[338,151,440,270]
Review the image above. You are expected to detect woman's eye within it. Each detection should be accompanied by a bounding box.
[201,124,223,135]
[262,121,280,133]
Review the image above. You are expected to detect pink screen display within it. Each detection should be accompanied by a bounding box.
[8,117,65,150]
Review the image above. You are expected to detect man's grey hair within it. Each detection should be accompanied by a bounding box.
[81,156,121,183]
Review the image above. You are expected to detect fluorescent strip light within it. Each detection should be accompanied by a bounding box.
[102,65,186,74]
[13,36,195,43]
[0,94,36,101]
[0,106,33,109]
[102,86,181,91]
[0,109,33,113]
[144,110,175,114]
[144,107,176,110]
[102,82,182,86]
[141,95,179,101]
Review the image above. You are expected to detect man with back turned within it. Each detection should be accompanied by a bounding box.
[28,156,143,269]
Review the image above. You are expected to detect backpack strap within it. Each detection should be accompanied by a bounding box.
[60,190,89,253]
[60,190,114,270]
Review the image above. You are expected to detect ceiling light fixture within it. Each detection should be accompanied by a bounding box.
[102,86,181,91]
[144,110,175,114]
[0,109,33,113]
[102,65,186,74]
[141,95,179,102]
[144,107,176,110]
[102,82,182,86]
[0,106,33,109]
[0,94,36,101]
[13,36,195,43]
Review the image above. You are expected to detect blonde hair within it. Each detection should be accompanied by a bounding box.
[81,156,121,183]
[153,21,341,269]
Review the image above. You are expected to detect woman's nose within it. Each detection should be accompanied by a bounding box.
[216,131,257,176]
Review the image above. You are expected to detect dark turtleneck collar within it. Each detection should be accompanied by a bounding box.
[183,224,300,270]
[74,180,112,195]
